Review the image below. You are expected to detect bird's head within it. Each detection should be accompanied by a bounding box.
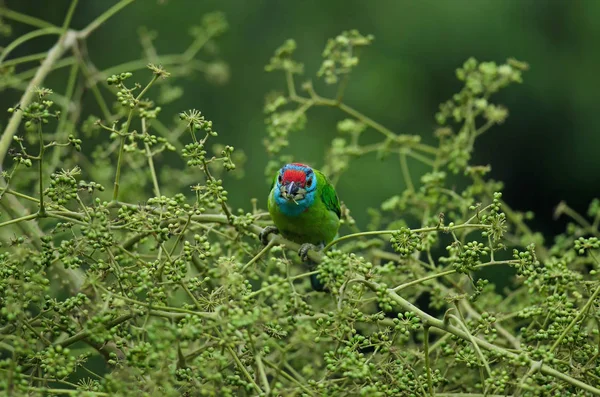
[274,163,317,207]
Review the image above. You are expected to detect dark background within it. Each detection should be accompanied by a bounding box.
[2,0,599,240]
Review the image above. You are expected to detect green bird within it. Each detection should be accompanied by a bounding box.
[260,163,341,262]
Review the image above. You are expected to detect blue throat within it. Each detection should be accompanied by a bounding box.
[274,184,316,217]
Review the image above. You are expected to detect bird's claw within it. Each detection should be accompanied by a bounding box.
[298,243,314,262]
[259,226,279,245]
[298,243,324,262]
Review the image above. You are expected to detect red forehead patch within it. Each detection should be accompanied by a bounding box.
[282,169,306,185]
[291,162,308,167]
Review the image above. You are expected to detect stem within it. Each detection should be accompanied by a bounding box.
[74,194,91,219]
[335,71,351,103]
[96,283,217,319]
[74,51,112,120]
[337,102,397,141]
[12,57,76,85]
[112,139,127,201]
[427,332,452,356]
[435,394,513,397]
[392,260,515,292]
[61,0,79,31]
[51,61,80,171]
[515,359,543,397]
[0,164,17,201]
[79,0,137,38]
[246,270,318,299]
[0,213,37,228]
[0,30,78,167]
[400,150,414,192]
[263,359,316,396]
[448,314,491,377]
[406,149,436,167]
[285,70,297,99]
[112,73,159,201]
[475,175,550,260]
[0,8,57,29]
[0,52,48,67]
[358,280,600,396]
[241,238,276,272]
[555,201,599,237]
[201,157,234,222]
[182,29,212,61]
[24,388,108,397]
[142,118,161,197]
[0,195,86,293]
[323,223,490,251]
[36,123,46,215]
[56,313,135,349]
[549,283,600,353]
[226,345,263,394]
[0,27,63,64]
[0,187,39,202]
[47,211,87,226]
[180,282,202,309]
[458,300,521,350]
[0,1,134,301]
[249,336,271,394]
[423,325,435,396]
[93,56,201,85]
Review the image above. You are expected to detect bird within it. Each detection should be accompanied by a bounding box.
[260,163,341,263]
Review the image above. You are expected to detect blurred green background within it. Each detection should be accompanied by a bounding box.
[2,0,599,239]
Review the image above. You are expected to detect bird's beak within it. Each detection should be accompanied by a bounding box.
[286,182,299,197]
[281,181,306,203]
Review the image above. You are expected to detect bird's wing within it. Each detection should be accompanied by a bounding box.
[267,174,277,213]
[320,177,341,219]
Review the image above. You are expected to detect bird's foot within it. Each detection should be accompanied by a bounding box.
[298,242,324,262]
[259,225,279,245]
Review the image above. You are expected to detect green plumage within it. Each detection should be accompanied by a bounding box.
[267,168,340,246]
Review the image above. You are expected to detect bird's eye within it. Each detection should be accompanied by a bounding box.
[278,174,283,183]
[306,177,313,186]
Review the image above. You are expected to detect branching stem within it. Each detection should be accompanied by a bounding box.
[323,223,491,251]
[112,73,159,201]
[549,283,600,353]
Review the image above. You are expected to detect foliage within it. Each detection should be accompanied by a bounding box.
[1,2,600,396]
